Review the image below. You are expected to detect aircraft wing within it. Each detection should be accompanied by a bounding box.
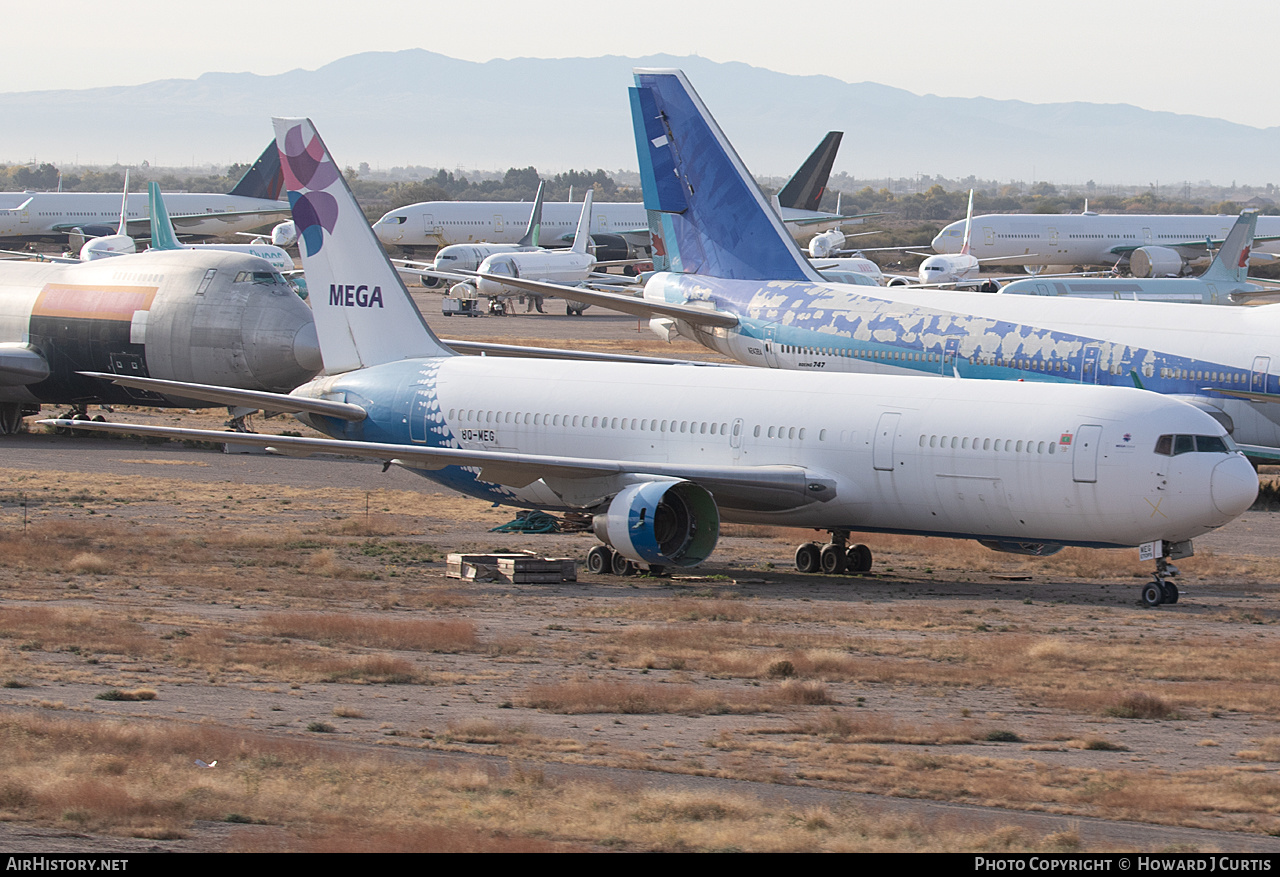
[75,372,367,420]
[784,211,885,228]
[441,339,738,367]
[0,249,79,263]
[51,207,294,237]
[38,418,829,509]
[0,344,50,386]
[475,273,738,328]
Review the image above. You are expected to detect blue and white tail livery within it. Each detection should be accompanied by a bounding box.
[627,69,1280,461]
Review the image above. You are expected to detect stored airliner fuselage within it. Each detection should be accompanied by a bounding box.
[931,212,1280,272]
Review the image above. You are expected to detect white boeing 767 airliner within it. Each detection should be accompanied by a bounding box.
[49,118,1256,607]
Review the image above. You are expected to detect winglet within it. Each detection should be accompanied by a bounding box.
[516,181,546,248]
[273,118,451,371]
[776,131,842,212]
[570,189,594,255]
[630,69,821,283]
[147,182,183,251]
[1202,210,1258,284]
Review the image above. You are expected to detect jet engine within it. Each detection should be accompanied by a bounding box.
[885,275,912,287]
[1130,247,1185,278]
[271,221,298,248]
[588,233,631,262]
[592,480,719,568]
[808,230,846,259]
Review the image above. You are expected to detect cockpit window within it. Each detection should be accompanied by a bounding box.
[1155,433,1236,455]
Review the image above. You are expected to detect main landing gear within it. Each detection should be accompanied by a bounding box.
[1140,540,1192,607]
[586,544,663,578]
[794,530,873,575]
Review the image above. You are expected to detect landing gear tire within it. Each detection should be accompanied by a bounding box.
[0,403,24,436]
[820,543,847,575]
[846,543,873,574]
[587,545,612,576]
[610,552,635,576]
[1141,581,1165,608]
[795,542,821,574]
[1161,581,1179,605]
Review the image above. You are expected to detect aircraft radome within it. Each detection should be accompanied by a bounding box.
[485,69,1280,467]
[0,247,320,434]
[46,117,1259,608]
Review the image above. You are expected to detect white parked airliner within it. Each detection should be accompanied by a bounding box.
[48,116,1257,610]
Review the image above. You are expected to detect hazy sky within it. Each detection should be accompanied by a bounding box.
[21,1,1279,131]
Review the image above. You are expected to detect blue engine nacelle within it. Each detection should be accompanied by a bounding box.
[593,480,720,568]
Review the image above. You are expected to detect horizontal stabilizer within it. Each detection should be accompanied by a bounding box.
[77,372,366,420]
[475,272,738,328]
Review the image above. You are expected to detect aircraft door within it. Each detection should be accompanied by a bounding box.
[730,418,744,461]
[983,226,994,247]
[1079,345,1100,384]
[409,389,433,443]
[1072,424,1103,483]
[941,337,960,374]
[873,411,901,471]
[493,214,503,235]
[762,326,780,368]
[1252,356,1271,393]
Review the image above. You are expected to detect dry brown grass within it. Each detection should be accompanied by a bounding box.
[261,612,478,652]
[525,678,831,715]
[0,711,1096,852]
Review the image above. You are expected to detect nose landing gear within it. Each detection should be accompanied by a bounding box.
[1140,540,1191,607]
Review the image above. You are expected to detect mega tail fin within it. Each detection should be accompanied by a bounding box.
[147,182,183,251]
[273,118,452,372]
[776,131,842,212]
[516,181,546,248]
[570,189,594,255]
[228,140,286,201]
[1201,210,1258,283]
[630,69,821,282]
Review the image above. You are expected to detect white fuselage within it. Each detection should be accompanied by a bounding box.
[918,252,980,285]
[932,213,1280,268]
[0,192,291,240]
[373,200,845,249]
[476,249,596,299]
[997,275,1278,305]
[297,355,1254,550]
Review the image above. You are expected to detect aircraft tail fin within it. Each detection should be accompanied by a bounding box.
[516,181,546,248]
[570,189,594,255]
[630,69,821,282]
[273,118,452,372]
[228,140,286,201]
[1202,210,1257,283]
[960,189,975,256]
[776,131,842,212]
[116,170,130,236]
[147,182,183,251]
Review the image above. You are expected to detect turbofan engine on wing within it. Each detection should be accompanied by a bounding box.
[271,221,298,248]
[1130,247,1185,278]
[588,233,631,262]
[592,480,719,568]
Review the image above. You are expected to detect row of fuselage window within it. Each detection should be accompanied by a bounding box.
[778,344,1246,384]
[920,434,1061,455]
[448,408,1071,456]
[447,409,837,442]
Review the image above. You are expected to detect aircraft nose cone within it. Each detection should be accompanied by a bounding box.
[374,219,401,244]
[292,321,323,374]
[241,294,321,391]
[1211,455,1258,518]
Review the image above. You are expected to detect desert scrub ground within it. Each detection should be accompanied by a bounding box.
[2,456,1280,851]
